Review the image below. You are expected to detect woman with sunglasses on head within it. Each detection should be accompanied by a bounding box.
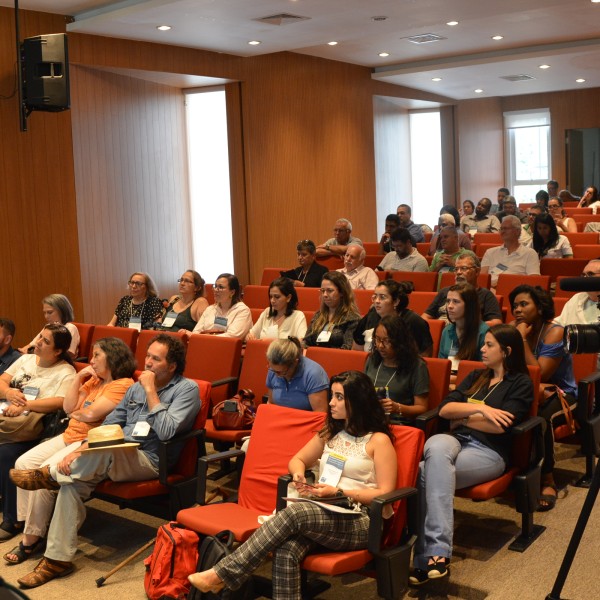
[547,197,577,233]
[20,294,80,359]
[365,315,429,423]
[158,270,208,332]
[281,240,329,288]
[527,213,573,259]
[247,278,307,341]
[189,370,397,599]
[189,273,252,339]
[108,272,163,330]
[410,324,532,586]
[352,280,432,356]
[303,272,360,350]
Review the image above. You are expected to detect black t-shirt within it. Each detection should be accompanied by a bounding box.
[280,262,329,288]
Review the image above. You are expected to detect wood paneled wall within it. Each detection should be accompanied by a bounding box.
[0,8,81,346]
[70,66,192,324]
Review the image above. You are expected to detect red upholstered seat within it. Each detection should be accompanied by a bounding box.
[72,322,94,361]
[304,347,368,379]
[388,270,437,292]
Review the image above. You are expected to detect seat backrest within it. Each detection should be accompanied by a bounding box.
[261,268,287,286]
[389,271,437,292]
[243,285,269,309]
[362,242,381,254]
[354,289,373,315]
[572,245,600,260]
[315,256,344,270]
[473,233,501,245]
[238,404,326,514]
[438,271,491,290]
[476,243,500,258]
[416,242,429,256]
[553,297,569,318]
[540,258,589,283]
[364,255,382,269]
[72,322,95,361]
[555,276,579,298]
[204,285,215,305]
[383,425,425,547]
[426,320,445,358]
[407,292,437,315]
[305,347,368,379]
[496,274,550,303]
[183,335,243,406]
[572,353,597,385]
[295,287,321,311]
[423,357,451,411]
[90,325,138,353]
[135,330,187,371]
[238,339,272,400]
[250,308,263,324]
[563,229,599,243]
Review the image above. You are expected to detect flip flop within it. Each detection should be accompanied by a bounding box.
[3,539,45,565]
[537,486,558,512]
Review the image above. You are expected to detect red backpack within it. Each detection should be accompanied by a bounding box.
[144,522,199,600]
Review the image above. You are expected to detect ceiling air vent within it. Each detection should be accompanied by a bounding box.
[405,33,446,44]
[500,74,536,82]
[254,13,310,26]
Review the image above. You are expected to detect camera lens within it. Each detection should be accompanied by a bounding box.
[564,324,600,354]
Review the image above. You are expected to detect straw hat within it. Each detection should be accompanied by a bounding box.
[80,424,140,452]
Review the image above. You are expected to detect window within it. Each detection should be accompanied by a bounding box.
[505,109,551,204]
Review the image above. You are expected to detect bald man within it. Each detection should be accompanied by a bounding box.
[337,244,379,289]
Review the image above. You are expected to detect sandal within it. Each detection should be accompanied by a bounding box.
[3,539,45,565]
[538,485,558,512]
[0,520,24,541]
[409,568,429,586]
[427,556,449,579]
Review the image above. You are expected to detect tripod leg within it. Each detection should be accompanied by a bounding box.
[546,462,600,600]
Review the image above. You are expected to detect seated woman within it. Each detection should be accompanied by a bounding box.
[108,272,163,330]
[303,272,360,350]
[0,324,76,542]
[509,284,577,511]
[190,273,253,339]
[365,315,429,423]
[438,283,489,372]
[281,240,328,288]
[159,270,208,332]
[3,338,136,563]
[527,213,573,259]
[19,294,80,359]
[352,280,432,356]
[577,185,599,209]
[460,199,474,218]
[266,337,328,412]
[547,197,577,233]
[188,370,397,598]
[247,278,307,341]
[410,324,533,586]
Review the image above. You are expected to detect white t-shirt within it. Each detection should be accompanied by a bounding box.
[193,302,253,339]
[5,354,76,399]
[526,235,572,258]
[378,248,429,272]
[248,309,307,340]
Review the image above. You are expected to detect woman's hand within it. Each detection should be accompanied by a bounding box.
[480,405,514,428]
[291,472,307,490]
[79,365,97,380]
[307,483,340,498]
[56,451,82,476]
[515,321,532,340]
[4,403,25,417]
[379,397,396,414]
[6,388,27,407]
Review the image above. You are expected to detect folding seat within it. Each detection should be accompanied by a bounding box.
[473,233,501,245]
[540,258,589,284]
[362,242,381,254]
[295,287,321,311]
[572,245,600,260]
[134,329,187,375]
[439,271,491,290]
[389,270,437,292]
[242,285,269,309]
[261,268,286,285]
[71,322,94,361]
[406,292,436,315]
[426,319,445,358]
[305,347,368,378]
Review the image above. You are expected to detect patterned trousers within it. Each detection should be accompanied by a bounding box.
[214,501,369,599]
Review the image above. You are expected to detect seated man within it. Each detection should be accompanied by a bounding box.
[10,334,200,588]
[337,243,379,290]
[480,215,540,289]
[396,203,424,243]
[0,318,20,375]
[547,179,559,198]
[460,197,501,234]
[428,213,472,255]
[496,196,527,224]
[378,228,429,272]
[315,218,362,258]
[535,189,549,211]
[422,255,502,326]
[379,213,400,254]
[520,205,543,245]
[429,227,476,274]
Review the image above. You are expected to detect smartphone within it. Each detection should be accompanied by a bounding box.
[222,399,239,412]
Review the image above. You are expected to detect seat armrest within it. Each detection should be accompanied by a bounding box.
[211,376,239,389]
[196,449,246,504]
[157,428,206,485]
[414,407,440,429]
[510,416,545,471]
[277,474,293,511]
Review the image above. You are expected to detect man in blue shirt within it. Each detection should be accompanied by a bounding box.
[396,204,424,243]
[0,318,20,375]
[11,334,200,588]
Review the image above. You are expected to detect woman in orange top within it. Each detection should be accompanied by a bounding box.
[3,338,136,565]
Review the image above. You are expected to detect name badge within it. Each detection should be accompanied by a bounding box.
[214,316,228,330]
[82,399,93,408]
[161,311,177,328]
[495,263,509,272]
[128,317,142,331]
[467,397,485,405]
[132,420,151,437]
[263,324,279,339]
[316,329,332,343]
[363,328,374,352]
[319,452,346,486]
[23,386,40,401]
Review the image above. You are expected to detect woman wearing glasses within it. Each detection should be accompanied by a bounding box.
[158,270,208,332]
[266,337,329,412]
[364,315,429,423]
[190,273,253,339]
[281,240,328,288]
[108,272,163,330]
[547,197,577,233]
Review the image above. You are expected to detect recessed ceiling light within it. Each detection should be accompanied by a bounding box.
[156,25,171,31]
[432,77,442,82]
[372,16,388,22]
[378,52,390,57]
[328,41,338,46]
[474,89,483,94]
[492,35,503,41]
[446,21,459,26]
[248,40,261,45]
[592,1,600,4]
[576,78,586,83]
[539,64,550,69]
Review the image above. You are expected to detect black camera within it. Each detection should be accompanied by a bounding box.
[564,324,600,355]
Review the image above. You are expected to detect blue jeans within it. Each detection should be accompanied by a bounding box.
[413,433,505,570]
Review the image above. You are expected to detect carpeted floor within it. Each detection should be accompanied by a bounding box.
[2,442,600,599]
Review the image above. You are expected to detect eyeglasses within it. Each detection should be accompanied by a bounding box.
[374,336,392,347]
[582,272,600,278]
[455,266,476,272]
[268,364,290,377]
[178,278,195,284]
[214,284,228,291]
[128,281,145,287]
[548,204,561,209]
[371,293,391,301]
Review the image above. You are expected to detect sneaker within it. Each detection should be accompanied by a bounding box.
[408,568,429,586]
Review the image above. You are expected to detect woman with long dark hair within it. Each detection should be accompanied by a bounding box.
[410,324,533,586]
[365,315,429,422]
[159,269,208,332]
[188,371,397,598]
[528,213,573,259]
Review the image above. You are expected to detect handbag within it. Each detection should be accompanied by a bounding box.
[0,411,45,444]
[538,385,577,435]
[212,389,256,430]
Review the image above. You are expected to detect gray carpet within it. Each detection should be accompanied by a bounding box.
[2,442,599,599]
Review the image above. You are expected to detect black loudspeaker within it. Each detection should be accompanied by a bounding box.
[21,33,70,112]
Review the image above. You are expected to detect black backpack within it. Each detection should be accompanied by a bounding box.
[188,530,253,600]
